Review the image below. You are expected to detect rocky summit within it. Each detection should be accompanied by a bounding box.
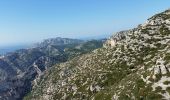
[23,9,170,100]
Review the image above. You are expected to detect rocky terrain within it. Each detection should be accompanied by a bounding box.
[0,37,103,100]
[24,9,170,100]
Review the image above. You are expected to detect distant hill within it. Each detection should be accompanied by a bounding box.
[0,37,104,100]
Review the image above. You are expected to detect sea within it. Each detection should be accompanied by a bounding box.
[0,44,32,55]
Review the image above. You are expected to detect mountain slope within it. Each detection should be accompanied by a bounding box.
[24,9,170,100]
[0,38,103,100]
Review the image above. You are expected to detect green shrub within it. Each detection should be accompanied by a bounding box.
[164,53,170,61]
[155,74,162,82]
[155,86,162,93]
[159,25,170,36]
[163,81,170,85]
[166,87,170,94]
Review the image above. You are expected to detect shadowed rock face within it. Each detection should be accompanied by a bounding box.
[23,9,170,100]
[0,37,104,100]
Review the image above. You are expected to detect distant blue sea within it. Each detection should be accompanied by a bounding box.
[0,44,32,55]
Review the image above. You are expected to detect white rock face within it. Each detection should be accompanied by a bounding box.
[110,39,116,47]
[153,58,169,75]
[105,30,129,47]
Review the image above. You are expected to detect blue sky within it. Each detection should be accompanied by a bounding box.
[0,0,170,47]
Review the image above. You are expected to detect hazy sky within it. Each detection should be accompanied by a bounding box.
[0,0,170,47]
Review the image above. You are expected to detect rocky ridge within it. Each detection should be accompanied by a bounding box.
[24,9,170,100]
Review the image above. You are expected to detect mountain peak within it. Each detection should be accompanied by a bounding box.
[37,37,83,47]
